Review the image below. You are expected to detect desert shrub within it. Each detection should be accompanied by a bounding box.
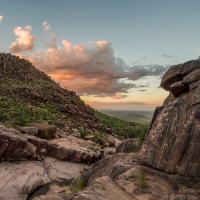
[137,126,148,150]
[79,129,90,139]
[69,177,86,193]
[91,132,105,148]
[137,171,147,189]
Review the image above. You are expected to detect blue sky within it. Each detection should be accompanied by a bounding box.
[0,0,200,109]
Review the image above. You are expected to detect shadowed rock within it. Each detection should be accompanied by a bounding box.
[116,138,140,153]
[161,59,200,90]
[140,59,200,178]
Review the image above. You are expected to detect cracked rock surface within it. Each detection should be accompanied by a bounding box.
[0,161,48,200]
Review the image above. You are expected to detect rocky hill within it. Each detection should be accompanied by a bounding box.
[0,53,146,140]
[0,53,99,129]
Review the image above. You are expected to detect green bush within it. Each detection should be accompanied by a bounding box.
[137,126,148,150]
[137,171,147,189]
[79,129,90,139]
[69,177,86,193]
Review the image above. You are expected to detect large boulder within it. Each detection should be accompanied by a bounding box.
[23,134,47,160]
[116,138,140,153]
[139,59,200,178]
[0,161,49,200]
[160,59,200,90]
[62,104,79,115]
[29,123,57,140]
[73,176,135,200]
[0,125,38,161]
[20,126,38,136]
[46,136,101,164]
[43,156,87,182]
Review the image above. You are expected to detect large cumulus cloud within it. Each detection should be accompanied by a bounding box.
[9,25,168,98]
[9,26,35,53]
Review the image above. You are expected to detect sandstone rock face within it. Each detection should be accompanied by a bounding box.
[116,138,140,153]
[139,59,200,178]
[71,153,199,200]
[0,161,49,200]
[44,156,87,182]
[46,136,101,164]
[73,176,135,200]
[0,125,38,161]
[170,81,188,97]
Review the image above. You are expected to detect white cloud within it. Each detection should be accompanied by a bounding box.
[42,21,51,31]
[9,26,35,53]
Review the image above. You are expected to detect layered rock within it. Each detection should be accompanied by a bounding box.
[71,153,199,200]
[43,157,87,182]
[46,136,101,164]
[0,125,101,164]
[0,161,48,200]
[160,59,200,90]
[0,125,38,161]
[116,138,140,153]
[139,59,200,178]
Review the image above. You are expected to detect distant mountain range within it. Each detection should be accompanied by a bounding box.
[98,109,153,123]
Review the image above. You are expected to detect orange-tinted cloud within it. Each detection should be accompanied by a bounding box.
[0,15,3,22]
[9,26,35,53]
[24,39,137,98]
[11,28,168,98]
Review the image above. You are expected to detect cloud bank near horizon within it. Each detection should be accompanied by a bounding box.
[8,24,169,99]
[90,101,148,109]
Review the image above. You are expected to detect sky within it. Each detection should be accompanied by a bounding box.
[0,0,200,110]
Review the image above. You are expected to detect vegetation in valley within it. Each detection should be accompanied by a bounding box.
[95,110,149,139]
[98,109,153,124]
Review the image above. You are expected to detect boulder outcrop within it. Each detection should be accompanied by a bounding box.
[160,59,200,90]
[0,125,101,164]
[116,138,140,153]
[46,137,101,164]
[139,59,200,179]
[0,125,38,161]
[71,153,200,200]
[43,157,87,183]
